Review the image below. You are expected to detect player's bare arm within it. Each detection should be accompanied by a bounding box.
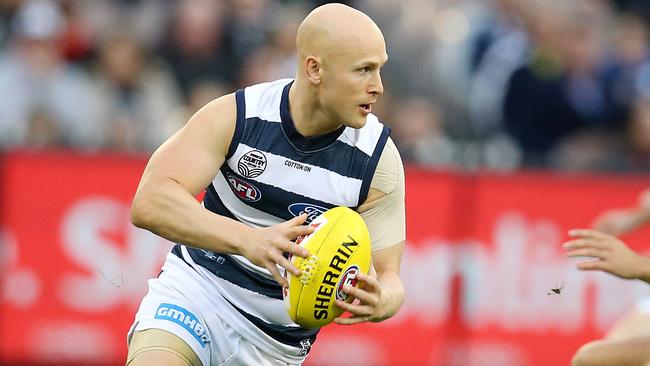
[564,229,650,284]
[130,94,311,286]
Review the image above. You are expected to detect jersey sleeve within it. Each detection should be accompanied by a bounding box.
[358,137,406,251]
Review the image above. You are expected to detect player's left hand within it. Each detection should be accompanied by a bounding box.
[563,228,646,279]
[333,267,387,325]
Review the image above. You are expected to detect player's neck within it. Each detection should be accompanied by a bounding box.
[289,81,342,137]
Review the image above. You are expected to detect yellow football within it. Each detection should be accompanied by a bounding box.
[283,206,371,328]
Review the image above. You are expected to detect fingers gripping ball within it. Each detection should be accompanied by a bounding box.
[283,207,371,328]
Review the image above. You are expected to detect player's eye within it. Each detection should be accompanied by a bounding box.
[358,66,371,74]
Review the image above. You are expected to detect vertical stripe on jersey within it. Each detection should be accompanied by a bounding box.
[359,126,391,204]
[227,90,246,159]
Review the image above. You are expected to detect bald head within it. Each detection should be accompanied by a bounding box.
[289,4,387,133]
[296,3,385,63]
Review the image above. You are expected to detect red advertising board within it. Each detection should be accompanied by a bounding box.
[1,152,650,365]
[0,151,172,365]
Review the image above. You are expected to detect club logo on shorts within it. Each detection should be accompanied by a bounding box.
[336,265,360,301]
[226,172,261,202]
[288,203,327,224]
[155,303,210,347]
[237,150,267,178]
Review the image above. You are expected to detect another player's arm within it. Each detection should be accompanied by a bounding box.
[335,137,406,324]
[592,188,650,236]
[130,94,310,285]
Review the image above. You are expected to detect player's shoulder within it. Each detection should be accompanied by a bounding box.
[184,93,238,148]
[368,137,404,197]
[380,137,404,170]
[195,93,237,123]
[371,136,402,173]
[241,78,292,121]
[242,78,293,94]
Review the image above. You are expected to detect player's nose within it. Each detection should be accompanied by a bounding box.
[369,72,383,95]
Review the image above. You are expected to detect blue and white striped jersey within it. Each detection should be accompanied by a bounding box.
[171,78,390,358]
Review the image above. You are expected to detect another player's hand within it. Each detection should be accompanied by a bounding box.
[563,229,646,280]
[333,266,386,325]
[241,214,313,287]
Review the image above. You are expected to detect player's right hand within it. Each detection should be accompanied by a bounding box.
[241,214,313,287]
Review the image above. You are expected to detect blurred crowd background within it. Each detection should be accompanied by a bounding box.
[1,0,650,172]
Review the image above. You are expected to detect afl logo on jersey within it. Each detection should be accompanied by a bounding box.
[238,150,267,178]
[226,172,261,202]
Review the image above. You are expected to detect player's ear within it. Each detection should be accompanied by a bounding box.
[305,56,322,85]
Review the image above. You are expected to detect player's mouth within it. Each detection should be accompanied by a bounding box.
[359,104,372,114]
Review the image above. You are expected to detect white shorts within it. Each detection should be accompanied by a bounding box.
[128,256,303,366]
